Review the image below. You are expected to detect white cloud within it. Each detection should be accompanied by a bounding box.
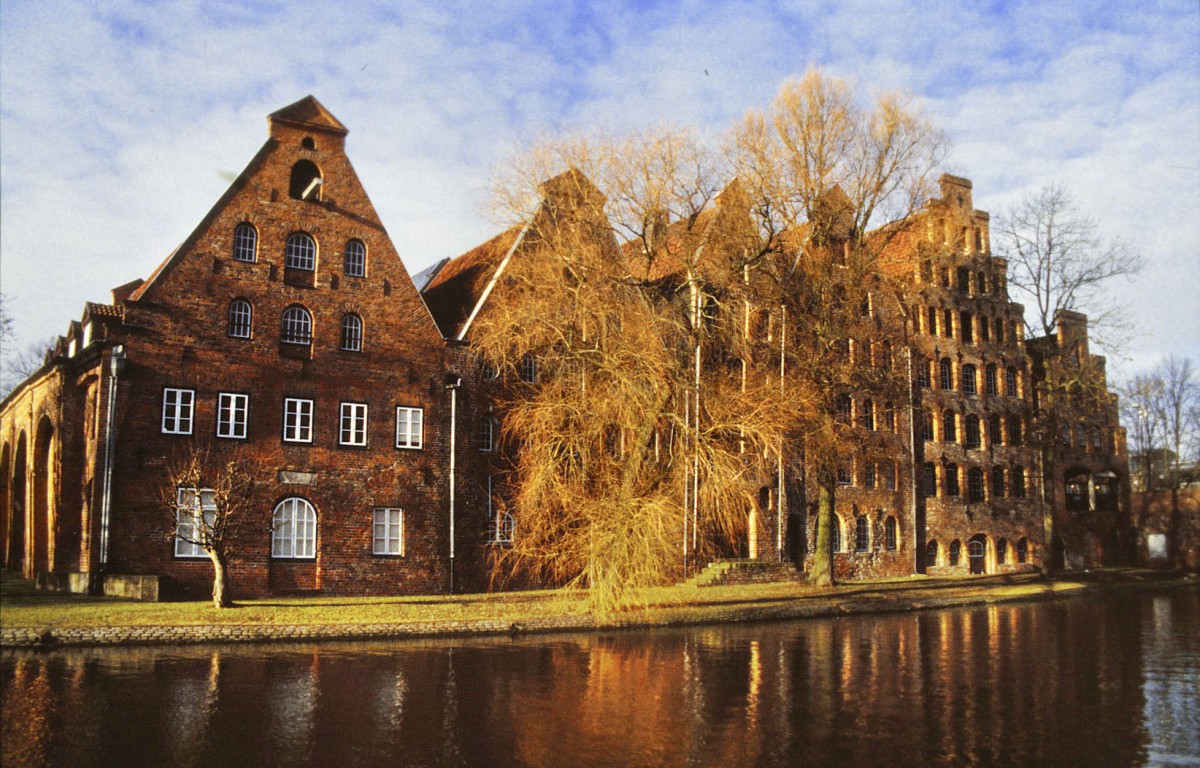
[1,0,1197,384]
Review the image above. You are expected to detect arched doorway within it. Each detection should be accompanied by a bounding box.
[10,435,27,575]
[32,418,55,576]
[0,443,9,569]
[968,534,988,574]
[785,513,807,567]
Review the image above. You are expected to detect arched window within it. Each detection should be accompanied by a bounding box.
[945,464,960,497]
[855,516,870,552]
[926,539,939,566]
[989,414,1003,446]
[996,538,1008,565]
[285,233,317,270]
[477,417,494,452]
[227,299,252,339]
[915,357,931,388]
[281,306,313,345]
[831,517,842,553]
[272,497,316,559]
[940,358,954,390]
[921,410,934,441]
[881,460,896,491]
[862,462,876,489]
[344,239,366,277]
[991,466,1006,498]
[960,311,974,343]
[885,516,898,551]
[943,410,957,443]
[836,394,852,422]
[949,539,962,566]
[965,415,981,448]
[1007,415,1022,446]
[985,364,998,395]
[1005,367,1019,397]
[289,160,322,201]
[962,364,977,395]
[967,467,985,501]
[859,399,874,431]
[1016,537,1029,563]
[232,223,258,262]
[494,511,516,544]
[1090,426,1102,452]
[921,463,937,498]
[339,314,363,351]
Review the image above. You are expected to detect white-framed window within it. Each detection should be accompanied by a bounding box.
[281,306,313,345]
[339,314,363,352]
[216,392,249,439]
[493,511,515,544]
[285,232,316,270]
[340,402,368,447]
[395,406,423,449]
[344,239,366,277]
[228,299,253,339]
[372,507,403,555]
[477,417,494,452]
[162,388,195,435]
[272,497,316,559]
[232,223,258,263]
[175,487,216,558]
[855,516,870,552]
[283,398,314,443]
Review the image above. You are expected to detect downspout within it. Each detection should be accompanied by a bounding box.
[778,304,786,561]
[444,374,461,593]
[99,344,125,571]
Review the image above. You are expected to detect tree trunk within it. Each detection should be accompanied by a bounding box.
[207,548,233,608]
[1041,443,1060,576]
[810,472,835,587]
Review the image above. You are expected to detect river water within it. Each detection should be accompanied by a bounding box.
[2,586,1198,768]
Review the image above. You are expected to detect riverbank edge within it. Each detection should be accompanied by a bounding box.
[4,572,1195,650]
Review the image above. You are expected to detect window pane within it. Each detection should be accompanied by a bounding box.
[233,223,258,262]
[344,240,366,277]
[286,233,316,270]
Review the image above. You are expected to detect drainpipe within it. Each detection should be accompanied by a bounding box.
[444,374,461,594]
[99,344,125,571]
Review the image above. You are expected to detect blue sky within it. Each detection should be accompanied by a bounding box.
[1,0,1197,380]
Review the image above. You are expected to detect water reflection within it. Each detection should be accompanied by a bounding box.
[2,588,1197,767]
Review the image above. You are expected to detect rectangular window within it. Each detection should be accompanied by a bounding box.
[396,406,423,449]
[339,402,368,447]
[216,392,249,439]
[372,507,404,555]
[477,417,494,452]
[162,388,195,434]
[862,462,876,489]
[283,398,314,443]
[837,466,852,486]
[174,488,215,558]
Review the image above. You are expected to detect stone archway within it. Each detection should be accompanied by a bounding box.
[0,442,9,569]
[10,435,27,574]
[31,418,55,577]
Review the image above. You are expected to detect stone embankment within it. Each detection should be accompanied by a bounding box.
[3,570,1194,650]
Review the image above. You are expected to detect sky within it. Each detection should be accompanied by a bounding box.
[1,0,1197,383]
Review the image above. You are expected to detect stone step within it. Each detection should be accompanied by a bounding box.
[686,559,801,588]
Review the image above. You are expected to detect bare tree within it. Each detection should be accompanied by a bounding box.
[996,184,1143,350]
[1156,356,1198,566]
[0,335,55,400]
[162,443,257,608]
[729,68,947,585]
[1121,374,1166,493]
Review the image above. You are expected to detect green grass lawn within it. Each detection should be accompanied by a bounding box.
[0,570,1095,632]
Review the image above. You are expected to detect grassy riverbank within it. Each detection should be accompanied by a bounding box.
[1,569,1194,648]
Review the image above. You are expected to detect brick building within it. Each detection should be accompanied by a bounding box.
[0,97,454,598]
[1,100,1135,599]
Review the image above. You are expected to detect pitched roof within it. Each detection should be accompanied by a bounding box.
[421,225,525,339]
[268,96,348,135]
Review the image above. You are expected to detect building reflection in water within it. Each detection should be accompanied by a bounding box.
[2,589,1196,767]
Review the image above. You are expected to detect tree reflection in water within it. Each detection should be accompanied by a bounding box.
[2,588,1197,767]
